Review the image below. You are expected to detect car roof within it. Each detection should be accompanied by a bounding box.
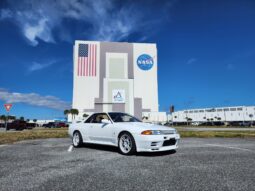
[90,112,126,115]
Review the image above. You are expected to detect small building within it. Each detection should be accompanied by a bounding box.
[170,106,255,124]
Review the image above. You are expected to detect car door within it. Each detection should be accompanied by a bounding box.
[88,113,115,145]
[79,114,98,142]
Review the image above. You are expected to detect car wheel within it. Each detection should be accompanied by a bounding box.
[73,131,83,148]
[118,132,136,155]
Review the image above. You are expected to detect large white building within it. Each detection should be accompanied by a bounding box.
[72,40,159,120]
[171,106,255,123]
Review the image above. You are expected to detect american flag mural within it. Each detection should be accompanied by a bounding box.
[77,44,97,76]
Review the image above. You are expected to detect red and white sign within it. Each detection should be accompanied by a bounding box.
[4,104,12,112]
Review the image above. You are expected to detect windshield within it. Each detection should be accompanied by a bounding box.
[108,113,141,123]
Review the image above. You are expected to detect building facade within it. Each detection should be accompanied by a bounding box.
[171,106,255,123]
[72,40,159,120]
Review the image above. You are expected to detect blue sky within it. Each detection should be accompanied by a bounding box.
[0,0,255,119]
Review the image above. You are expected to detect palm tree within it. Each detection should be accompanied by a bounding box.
[210,118,214,126]
[20,116,25,121]
[64,109,70,120]
[9,116,16,121]
[70,109,79,120]
[0,115,6,122]
[249,114,253,127]
[33,119,37,123]
[185,117,192,126]
[83,113,89,119]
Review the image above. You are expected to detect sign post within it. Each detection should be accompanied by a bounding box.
[4,104,12,131]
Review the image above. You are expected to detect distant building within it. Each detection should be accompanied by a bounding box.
[170,106,255,123]
[72,40,159,121]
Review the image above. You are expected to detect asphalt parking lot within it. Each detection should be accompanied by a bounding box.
[0,138,254,191]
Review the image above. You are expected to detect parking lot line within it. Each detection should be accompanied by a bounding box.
[67,145,73,152]
[206,144,253,152]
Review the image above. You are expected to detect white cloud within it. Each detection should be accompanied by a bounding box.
[0,0,173,45]
[186,58,197,65]
[0,89,70,110]
[23,18,54,46]
[28,61,54,72]
[0,9,13,19]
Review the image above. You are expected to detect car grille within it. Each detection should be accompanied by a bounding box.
[162,139,176,146]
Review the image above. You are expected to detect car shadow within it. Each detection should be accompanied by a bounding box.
[136,150,176,157]
[81,143,119,153]
[79,143,176,157]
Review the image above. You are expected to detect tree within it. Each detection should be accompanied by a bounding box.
[210,118,214,126]
[33,119,37,123]
[0,115,6,122]
[0,115,16,122]
[26,119,30,122]
[70,109,79,120]
[83,113,89,119]
[185,117,192,126]
[9,116,16,121]
[249,114,253,127]
[20,117,25,121]
[64,109,70,116]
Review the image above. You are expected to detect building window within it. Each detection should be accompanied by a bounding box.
[217,109,222,112]
[199,110,204,113]
[230,108,236,111]
[237,108,243,111]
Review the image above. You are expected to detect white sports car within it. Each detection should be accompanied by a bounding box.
[68,112,180,155]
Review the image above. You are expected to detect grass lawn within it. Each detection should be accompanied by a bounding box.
[0,128,255,145]
[0,128,68,145]
[172,125,255,128]
[179,131,255,138]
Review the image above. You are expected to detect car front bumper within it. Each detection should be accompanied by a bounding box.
[134,133,180,152]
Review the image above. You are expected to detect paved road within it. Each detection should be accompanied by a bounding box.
[0,138,255,191]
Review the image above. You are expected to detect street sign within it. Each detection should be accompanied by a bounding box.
[4,104,12,112]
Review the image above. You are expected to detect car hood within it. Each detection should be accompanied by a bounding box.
[117,122,176,131]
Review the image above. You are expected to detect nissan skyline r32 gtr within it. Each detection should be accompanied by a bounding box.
[68,112,180,155]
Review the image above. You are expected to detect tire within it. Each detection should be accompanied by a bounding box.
[73,131,83,148]
[118,132,136,155]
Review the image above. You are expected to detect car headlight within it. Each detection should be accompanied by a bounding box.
[141,130,162,135]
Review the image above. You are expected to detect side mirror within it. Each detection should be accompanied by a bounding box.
[101,119,111,124]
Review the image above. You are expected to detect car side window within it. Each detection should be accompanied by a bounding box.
[90,113,110,123]
[84,114,97,123]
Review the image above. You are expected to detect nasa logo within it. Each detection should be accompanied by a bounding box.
[112,89,125,103]
[137,54,154,71]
